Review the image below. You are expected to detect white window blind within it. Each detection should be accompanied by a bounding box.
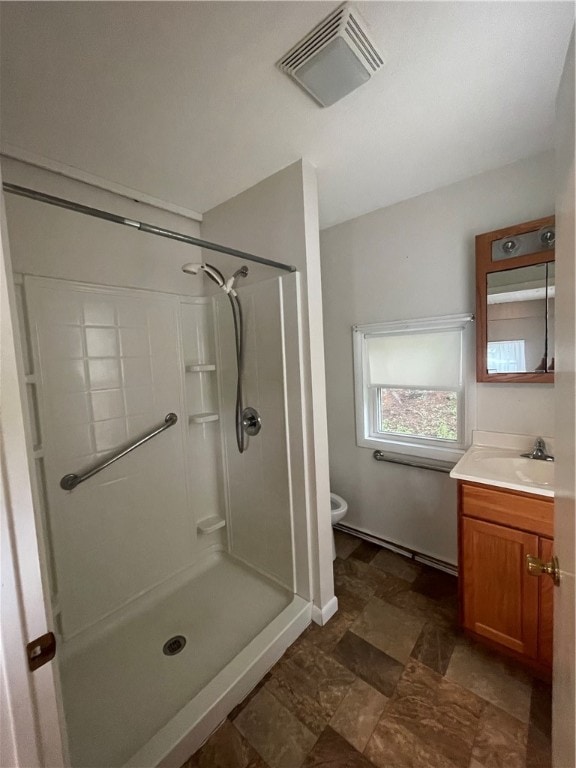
[366,329,462,389]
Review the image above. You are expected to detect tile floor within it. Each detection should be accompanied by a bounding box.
[182,531,552,768]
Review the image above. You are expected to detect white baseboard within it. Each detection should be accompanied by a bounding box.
[311,595,338,626]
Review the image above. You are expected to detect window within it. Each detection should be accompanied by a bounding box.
[487,340,526,373]
[353,315,472,466]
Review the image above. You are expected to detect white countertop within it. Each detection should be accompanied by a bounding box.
[450,431,554,498]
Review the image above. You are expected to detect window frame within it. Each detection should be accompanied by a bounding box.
[353,314,473,466]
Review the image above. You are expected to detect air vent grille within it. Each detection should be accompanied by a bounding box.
[277,3,384,107]
[345,13,384,71]
[279,7,345,71]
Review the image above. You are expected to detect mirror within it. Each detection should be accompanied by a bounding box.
[487,264,547,374]
[476,217,554,383]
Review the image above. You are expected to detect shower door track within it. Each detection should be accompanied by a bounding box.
[2,182,297,273]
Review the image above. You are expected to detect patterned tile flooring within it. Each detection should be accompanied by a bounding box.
[183,531,552,768]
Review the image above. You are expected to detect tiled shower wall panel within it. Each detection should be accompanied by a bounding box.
[25,276,193,638]
[215,277,294,590]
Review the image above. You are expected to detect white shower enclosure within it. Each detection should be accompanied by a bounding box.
[15,268,312,767]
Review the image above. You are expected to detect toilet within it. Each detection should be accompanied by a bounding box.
[330,492,348,560]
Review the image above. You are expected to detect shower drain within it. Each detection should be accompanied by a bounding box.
[163,635,186,656]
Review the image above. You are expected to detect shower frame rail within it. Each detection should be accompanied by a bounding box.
[2,182,297,273]
[60,413,178,490]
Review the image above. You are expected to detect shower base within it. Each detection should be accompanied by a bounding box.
[59,551,310,767]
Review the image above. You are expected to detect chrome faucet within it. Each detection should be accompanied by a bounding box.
[521,437,554,462]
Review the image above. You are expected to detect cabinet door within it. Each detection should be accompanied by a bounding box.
[462,516,539,657]
[538,537,554,667]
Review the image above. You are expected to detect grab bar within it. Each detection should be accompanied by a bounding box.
[372,450,453,474]
[60,413,178,490]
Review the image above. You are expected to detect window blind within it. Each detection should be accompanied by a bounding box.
[366,329,462,389]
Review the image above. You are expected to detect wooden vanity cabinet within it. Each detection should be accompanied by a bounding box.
[458,481,554,678]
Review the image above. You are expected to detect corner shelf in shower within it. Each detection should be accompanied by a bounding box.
[197,515,226,535]
[189,412,219,424]
[185,363,216,373]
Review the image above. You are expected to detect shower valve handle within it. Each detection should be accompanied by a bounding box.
[242,407,262,437]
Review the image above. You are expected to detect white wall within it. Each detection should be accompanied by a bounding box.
[201,160,335,620]
[321,151,555,565]
[553,30,575,768]
[1,157,204,295]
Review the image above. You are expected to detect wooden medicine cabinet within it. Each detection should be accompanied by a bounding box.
[476,216,555,383]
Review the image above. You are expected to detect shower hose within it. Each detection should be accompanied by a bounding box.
[207,264,246,453]
[228,289,246,454]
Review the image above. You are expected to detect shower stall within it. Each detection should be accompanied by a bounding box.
[2,165,329,768]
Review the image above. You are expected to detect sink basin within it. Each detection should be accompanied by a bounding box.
[470,454,554,487]
[450,445,555,497]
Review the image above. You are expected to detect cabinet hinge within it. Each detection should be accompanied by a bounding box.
[26,632,56,671]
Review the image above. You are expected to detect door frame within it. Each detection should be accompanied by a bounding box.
[1,178,67,767]
[552,29,576,768]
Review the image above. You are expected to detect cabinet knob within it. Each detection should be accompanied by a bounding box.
[526,554,560,586]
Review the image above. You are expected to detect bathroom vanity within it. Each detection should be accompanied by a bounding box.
[451,433,555,679]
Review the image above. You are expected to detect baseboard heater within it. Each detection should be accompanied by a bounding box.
[334,522,458,576]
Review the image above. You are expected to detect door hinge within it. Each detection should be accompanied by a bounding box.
[26,632,56,671]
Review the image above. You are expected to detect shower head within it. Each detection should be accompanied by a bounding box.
[181,262,225,288]
[182,262,202,275]
[182,262,247,296]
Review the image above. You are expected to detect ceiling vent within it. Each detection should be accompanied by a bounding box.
[277,3,384,108]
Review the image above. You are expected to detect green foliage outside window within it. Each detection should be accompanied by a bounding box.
[379,389,458,441]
